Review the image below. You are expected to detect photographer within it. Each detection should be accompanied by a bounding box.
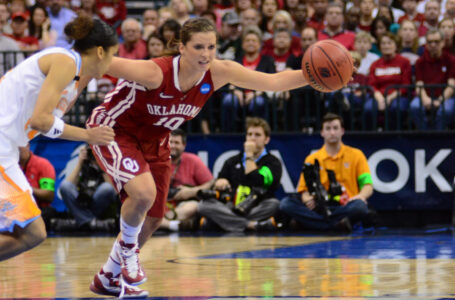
[57,145,118,232]
[159,129,214,231]
[280,113,373,232]
[197,117,282,232]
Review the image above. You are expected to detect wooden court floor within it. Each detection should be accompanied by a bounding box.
[1,233,455,299]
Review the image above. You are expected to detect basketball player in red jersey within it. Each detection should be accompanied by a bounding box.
[87,18,309,297]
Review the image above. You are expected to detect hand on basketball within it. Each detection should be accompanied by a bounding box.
[86,125,115,145]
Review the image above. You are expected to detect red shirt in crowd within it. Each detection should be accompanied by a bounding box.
[415,48,455,97]
[21,152,56,208]
[398,13,425,26]
[96,0,127,27]
[317,29,356,50]
[5,34,39,48]
[369,54,412,95]
[307,15,325,32]
[118,40,147,59]
[171,152,213,188]
[262,35,302,58]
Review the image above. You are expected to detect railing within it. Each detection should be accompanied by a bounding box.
[1,50,453,133]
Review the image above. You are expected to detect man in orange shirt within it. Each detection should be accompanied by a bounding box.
[280,113,373,232]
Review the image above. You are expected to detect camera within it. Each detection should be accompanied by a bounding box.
[197,189,231,203]
[301,159,331,218]
[233,187,266,216]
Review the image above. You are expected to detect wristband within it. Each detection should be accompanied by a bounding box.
[43,116,64,139]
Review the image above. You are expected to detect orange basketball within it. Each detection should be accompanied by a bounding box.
[301,40,354,92]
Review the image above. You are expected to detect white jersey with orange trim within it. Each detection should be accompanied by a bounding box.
[0,47,81,167]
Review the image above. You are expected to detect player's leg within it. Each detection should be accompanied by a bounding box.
[0,163,45,261]
[137,159,171,247]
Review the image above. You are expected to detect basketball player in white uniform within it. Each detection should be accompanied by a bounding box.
[0,15,117,262]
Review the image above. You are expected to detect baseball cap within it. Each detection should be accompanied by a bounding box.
[11,12,28,21]
[222,11,240,25]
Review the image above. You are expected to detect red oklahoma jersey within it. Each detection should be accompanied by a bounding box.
[90,55,214,142]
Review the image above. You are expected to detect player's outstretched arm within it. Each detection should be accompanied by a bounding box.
[211,59,308,92]
[29,54,114,145]
[107,57,163,89]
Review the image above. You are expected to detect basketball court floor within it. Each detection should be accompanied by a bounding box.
[1,230,455,299]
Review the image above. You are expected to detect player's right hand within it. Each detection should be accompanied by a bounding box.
[86,125,115,145]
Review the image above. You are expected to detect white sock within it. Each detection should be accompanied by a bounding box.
[120,217,143,245]
[169,220,180,231]
[103,241,121,276]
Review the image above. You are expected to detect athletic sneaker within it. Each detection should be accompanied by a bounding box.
[118,240,147,285]
[89,269,148,298]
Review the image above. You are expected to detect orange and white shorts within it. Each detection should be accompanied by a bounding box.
[0,161,41,233]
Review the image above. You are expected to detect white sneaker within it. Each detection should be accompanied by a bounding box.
[89,269,149,298]
[118,240,147,285]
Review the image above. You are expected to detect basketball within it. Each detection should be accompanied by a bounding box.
[301,40,354,92]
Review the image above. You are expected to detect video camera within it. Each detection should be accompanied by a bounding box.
[197,189,231,203]
[301,159,331,218]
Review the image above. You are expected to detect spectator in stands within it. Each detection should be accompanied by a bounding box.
[10,0,27,15]
[259,0,279,34]
[200,10,217,25]
[0,14,24,75]
[146,32,165,59]
[170,0,193,26]
[418,0,440,42]
[193,0,212,17]
[370,16,392,55]
[28,4,57,49]
[365,33,412,129]
[234,0,255,15]
[439,18,455,55]
[264,28,293,72]
[398,0,425,26]
[307,0,328,32]
[355,31,379,77]
[285,26,321,131]
[158,6,176,27]
[217,11,242,60]
[197,117,282,232]
[399,19,424,66]
[0,3,12,34]
[318,2,355,50]
[284,0,300,12]
[159,129,214,231]
[345,5,360,32]
[280,113,373,232]
[96,0,126,32]
[78,0,98,19]
[443,0,455,19]
[19,144,56,228]
[240,7,261,28]
[358,0,374,32]
[376,5,400,34]
[221,26,275,132]
[142,9,159,40]
[262,10,302,57]
[57,145,118,232]
[7,12,39,51]
[292,2,308,35]
[372,0,404,22]
[47,0,77,48]
[159,19,181,53]
[119,18,147,59]
[410,29,455,130]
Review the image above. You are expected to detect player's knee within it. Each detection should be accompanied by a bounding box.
[23,227,47,250]
[129,186,156,211]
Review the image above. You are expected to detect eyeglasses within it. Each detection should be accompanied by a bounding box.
[427,39,442,44]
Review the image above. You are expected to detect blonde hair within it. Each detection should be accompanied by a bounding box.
[271,10,294,31]
[169,0,193,13]
[355,31,374,43]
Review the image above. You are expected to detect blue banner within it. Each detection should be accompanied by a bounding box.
[31,132,455,212]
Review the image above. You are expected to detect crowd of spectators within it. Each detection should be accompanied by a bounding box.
[0,0,454,132]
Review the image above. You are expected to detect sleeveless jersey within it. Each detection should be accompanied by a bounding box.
[88,55,214,142]
[0,47,82,148]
